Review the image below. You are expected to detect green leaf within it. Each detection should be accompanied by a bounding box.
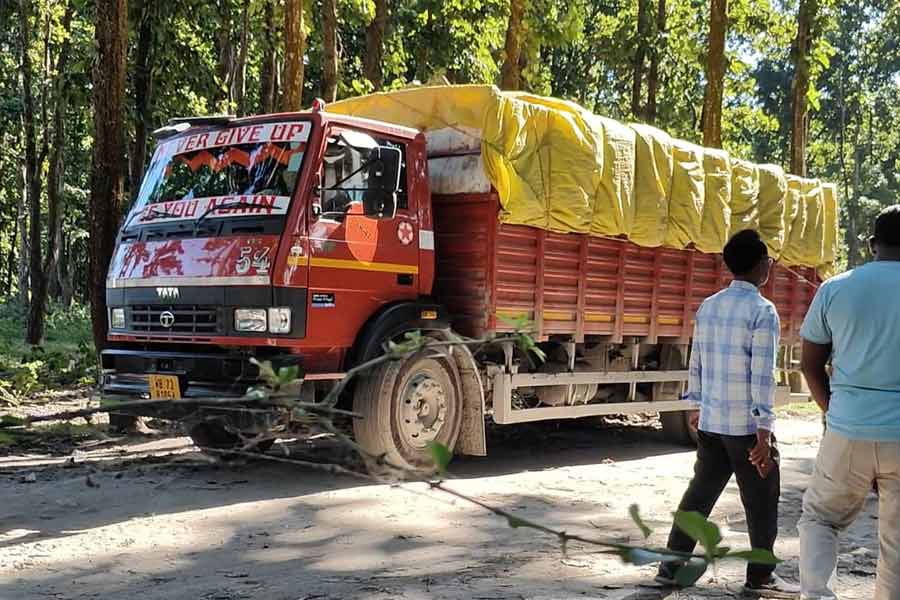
[250,358,278,387]
[277,365,300,385]
[629,504,652,539]
[620,548,675,566]
[673,511,722,559]
[427,441,452,476]
[724,549,782,565]
[674,559,708,587]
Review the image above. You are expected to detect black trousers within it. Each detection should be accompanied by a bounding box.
[662,430,780,586]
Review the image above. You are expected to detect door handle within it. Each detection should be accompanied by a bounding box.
[397,274,413,286]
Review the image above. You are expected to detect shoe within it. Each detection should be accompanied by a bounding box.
[744,574,800,598]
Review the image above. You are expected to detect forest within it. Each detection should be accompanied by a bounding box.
[0,0,898,371]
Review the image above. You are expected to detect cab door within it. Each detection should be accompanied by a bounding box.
[305,126,419,348]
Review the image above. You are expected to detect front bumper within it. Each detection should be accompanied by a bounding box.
[101,347,301,405]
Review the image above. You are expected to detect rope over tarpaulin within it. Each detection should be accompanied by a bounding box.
[329,84,839,276]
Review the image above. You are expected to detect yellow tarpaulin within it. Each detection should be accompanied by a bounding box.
[757,164,788,256]
[820,183,840,277]
[630,123,672,247]
[328,84,838,270]
[663,140,705,249]
[698,147,732,254]
[730,159,760,236]
[780,176,807,266]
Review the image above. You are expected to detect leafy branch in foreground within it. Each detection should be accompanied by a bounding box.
[3,326,779,587]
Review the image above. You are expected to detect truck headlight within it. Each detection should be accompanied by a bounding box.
[110,308,125,329]
[268,308,291,334]
[234,308,267,332]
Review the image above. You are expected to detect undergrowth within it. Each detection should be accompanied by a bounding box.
[0,300,96,402]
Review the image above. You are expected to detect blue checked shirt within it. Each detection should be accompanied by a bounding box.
[684,280,780,436]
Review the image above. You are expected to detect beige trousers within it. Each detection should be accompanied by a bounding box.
[799,429,900,600]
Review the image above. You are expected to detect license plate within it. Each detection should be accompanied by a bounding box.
[149,374,181,400]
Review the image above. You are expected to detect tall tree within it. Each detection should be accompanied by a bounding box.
[364,0,387,90]
[500,0,526,90]
[789,0,818,176]
[701,0,727,148]
[45,3,76,308]
[322,0,338,102]
[645,0,667,124]
[282,0,306,111]
[90,0,128,353]
[234,0,251,114]
[19,0,47,344]
[130,0,155,196]
[631,0,652,119]
[259,0,278,113]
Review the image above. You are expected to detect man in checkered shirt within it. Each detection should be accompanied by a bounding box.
[655,230,799,597]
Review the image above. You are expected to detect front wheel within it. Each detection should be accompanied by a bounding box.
[353,351,462,471]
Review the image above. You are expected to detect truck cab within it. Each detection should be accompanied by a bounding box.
[102,109,450,446]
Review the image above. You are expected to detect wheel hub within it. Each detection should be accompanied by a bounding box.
[399,373,447,448]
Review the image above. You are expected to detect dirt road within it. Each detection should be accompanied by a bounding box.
[0,411,880,600]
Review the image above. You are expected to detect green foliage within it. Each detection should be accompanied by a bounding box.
[629,503,653,539]
[674,510,722,561]
[0,301,95,400]
[427,440,452,476]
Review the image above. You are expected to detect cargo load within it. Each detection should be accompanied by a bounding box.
[330,85,839,272]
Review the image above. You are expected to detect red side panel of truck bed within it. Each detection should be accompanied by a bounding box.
[432,192,818,345]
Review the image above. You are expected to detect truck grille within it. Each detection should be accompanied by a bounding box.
[129,305,220,335]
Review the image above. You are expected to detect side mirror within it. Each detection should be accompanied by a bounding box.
[363,146,402,219]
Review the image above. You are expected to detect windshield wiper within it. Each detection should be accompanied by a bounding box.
[192,200,270,234]
[123,206,184,231]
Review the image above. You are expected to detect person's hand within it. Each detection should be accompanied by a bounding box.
[749,430,772,478]
[688,410,700,430]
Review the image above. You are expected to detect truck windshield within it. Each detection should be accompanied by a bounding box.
[125,121,310,230]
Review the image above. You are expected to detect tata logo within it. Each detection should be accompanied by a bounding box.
[156,287,179,300]
[159,311,176,328]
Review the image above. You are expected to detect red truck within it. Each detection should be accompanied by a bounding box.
[103,104,817,467]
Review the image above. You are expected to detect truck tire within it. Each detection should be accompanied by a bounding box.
[188,422,274,456]
[659,410,698,447]
[353,351,462,471]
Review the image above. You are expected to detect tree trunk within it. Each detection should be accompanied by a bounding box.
[216,2,235,109]
[631,0,652,120]
[16,159,29,305]
[282,0,306,111]
[90,0,128,354]
[646,0,666,124]
[259,1,277,113]
[701,0,727,148]
[20,0,47,345]
[322,0,338,102]
[500,0,526,90]
[789,0,815,176]
[130,0,154,196]
[45,2,74,311]
[364,0,387,90]
[235,0,251,115]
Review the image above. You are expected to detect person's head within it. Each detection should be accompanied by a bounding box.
[723,229,771,286]
[870,205,900,261]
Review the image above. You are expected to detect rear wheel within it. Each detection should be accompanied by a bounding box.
[353,352,462,470]
[655,345,698,447]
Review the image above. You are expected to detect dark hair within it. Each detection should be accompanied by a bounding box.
[873,205,900,247]
[723,229,768,276]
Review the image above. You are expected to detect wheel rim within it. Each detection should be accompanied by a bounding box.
[398,372,448,448]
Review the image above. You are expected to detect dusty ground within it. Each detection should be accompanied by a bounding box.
[0,403,881,600]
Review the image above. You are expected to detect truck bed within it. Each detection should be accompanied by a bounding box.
[432,192,818,345]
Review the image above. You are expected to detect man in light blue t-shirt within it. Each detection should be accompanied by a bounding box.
[799,205,900,600]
